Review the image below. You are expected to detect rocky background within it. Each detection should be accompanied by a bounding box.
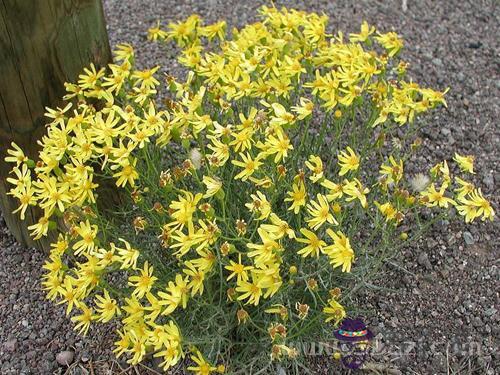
[0,0,498,374]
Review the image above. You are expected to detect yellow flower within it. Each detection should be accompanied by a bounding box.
[349,20,375,43]
[420,183,455,208]
[343,178,370,208]
[112,238,140,270]
[375,201,402,223]
[144,292,162,322]
[247,228,281,267]
[323,298,346,325]
[131,66,160,89]
[27,215,49,239]
[113,329,132,358]
[78,63,105,89]
[296,228,326,258]
[225,254,253,283]
[457,189,494,222]
[202,176,222,198]
[9,184,36,220]
[305,155,324,183]
[73,220,98,256]
[155,340,182,371]
[112,158,139,188]
[321,178,344,201]
[303,14,328,44]
[147,21,168,41]
[57,276,82,315]
[190,113,213,135]
[260,213,295,239]
[232,152,263,181]
[245,191,271,220]
[191,249,217,273]
[430,161,450,184]
[269,102,295,127]
[71,303,96,335]
[229,127,254,152]
[5,142,28,165]
[282,56,306,80]
[337,147,360,176]
[121,296,144,324]
[306,194,337,230]
[169,191,203,228]
[375,31,403,57]
[453,153,475,174]
[113,43,134,62]
[261,130,293,163]
[6,163,31,190]
[456,196,479,223]
[128,261,158,298]
[420,87,449,108]
[285,181,306,214]
[183,261,206,296]
[42,272,63,301]
[291,97,314,120]
[36,175,72,215]
[199,21,227,41]
[324,229,355,272]
[207,136,230,166]
[94,289,120,322]
[379,156,404,185]
[128,330,147,364]
[187,349,217,375]
[236,274,264,306]
[158,274,190,315]
[454,177,475,198]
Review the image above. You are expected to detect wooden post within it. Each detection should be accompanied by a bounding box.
[0,0,111,250]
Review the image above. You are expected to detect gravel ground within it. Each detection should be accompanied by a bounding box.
[1,0,499,374]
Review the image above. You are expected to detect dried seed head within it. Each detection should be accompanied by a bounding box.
[153,202,163,213]
[307,278,318,290]
[188,148,202,169]
[410,173,430,192]
[159,170,172,187]
[277,164,287,178]
[329,287,341,299]
[235,219,247,236]
[227,288,236,301]
[237,308,249,324]
[220,241,230,256]
[295,302,310,319]
[133,216,147,233]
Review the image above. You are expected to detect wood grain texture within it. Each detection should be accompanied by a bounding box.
[0,0,111,250]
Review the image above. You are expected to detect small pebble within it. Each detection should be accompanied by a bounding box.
[417,252,432,270]
[484,307,497,317]
[56,350,75,366]
[4,338,17,352]
[463,231,474,245]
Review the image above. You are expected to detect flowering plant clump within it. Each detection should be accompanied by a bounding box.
[5,6,494,373]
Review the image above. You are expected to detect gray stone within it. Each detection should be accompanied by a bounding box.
[463,231,474,245]
[56,350,75,366]
[417,252,432,270]
[484,307,497,317]
[482,174,494,190]
[472,316,482,328]
[4,338,17,352]
[432,352,446,369]
[441,127,451,137]
[432,58,443,67]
